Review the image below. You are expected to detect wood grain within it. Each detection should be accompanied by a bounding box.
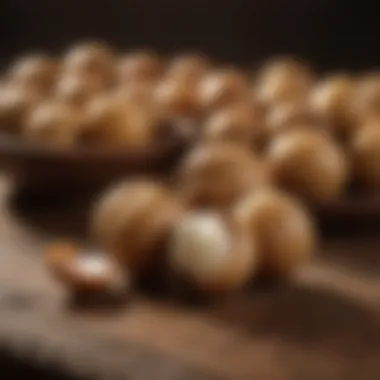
[0,178,380,380]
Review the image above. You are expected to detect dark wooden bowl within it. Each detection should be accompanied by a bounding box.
[0,134,188,193]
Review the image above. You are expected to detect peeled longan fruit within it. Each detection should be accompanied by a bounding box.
[165,53,211,83]
[117,51,163,84]
[155,78,201,119]
[82,95,157,147]
[7,54,58,94]
[169,211,257,293]
[268,130,348,202]
[91,180,185,274]
[310,74,355,139]
[63,41,114,84]
[257,58,313,106]
[203,103,263,146]
[234,189,316,277]
[198,69,250,112]
[24,101,82,147]
[265,101,318,137]
[178,143,270,208]
[0,85,42,133]
[55,73,106,107]
[45,242,127,293]
[351,121,380,190]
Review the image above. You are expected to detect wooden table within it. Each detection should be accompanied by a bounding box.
[0,178,380,380]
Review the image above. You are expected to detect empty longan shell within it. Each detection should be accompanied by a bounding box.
[178,142,270,208]
[23,101,82,147]
[45,242,126,293]
[268,129,348,202]
[91,180,185,275]
[234,189,316,277]
[169,211,258,293]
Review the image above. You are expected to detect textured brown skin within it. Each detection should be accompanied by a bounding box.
[62,42,115,86]
[165,54,211,83]
[0,85,43,133]
[256,58,314,106]
[55,72,107,108]
[155,78,201,119]
[81,95,157,147]
[351,74,380,125]
[7,54,59,95]
[351,123,380,190]
[309,74,356,140]
[265,101,319,137]
[91,180,186,276]
[117,51,163,84]
[23,101,82,147]
[202,103,263,146]
[268,129,348,202]
[234,189,317,278]
[198,69,250,112]
[178,142,270,209]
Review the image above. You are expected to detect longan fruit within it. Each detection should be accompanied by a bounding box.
[350,121,380,190]
[203,103,263,146]
[256,58,313,106]
[165,53,211,83]
[310,74,355,140]
[265,101,318,137]
[62,41,114,84]
[155,78,201,119]
[178,142,270,208]
[198,68,250,112]
[82,94,157,147]
[24,101,82,147]
[351,73,380,123]
[117,51,163,84]
[234,189,316,277]
[268,129,348,202]
[7,54,58,94]
[55,73,107,107]
[0,85,42,133]
[91,180,185,274]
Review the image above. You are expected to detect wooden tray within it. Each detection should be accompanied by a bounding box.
[0,177,380,380]
[0,134,188,191]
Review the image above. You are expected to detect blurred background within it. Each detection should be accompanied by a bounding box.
[0,0,379,70]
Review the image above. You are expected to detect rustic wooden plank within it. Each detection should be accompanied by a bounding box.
[0,178,380,380]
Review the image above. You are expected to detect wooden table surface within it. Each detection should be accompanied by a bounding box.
[0,178,380,380]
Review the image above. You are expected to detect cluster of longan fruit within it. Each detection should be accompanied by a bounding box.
[45,146,317,298]
[2,42,380,197]
[41,44,380,301]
